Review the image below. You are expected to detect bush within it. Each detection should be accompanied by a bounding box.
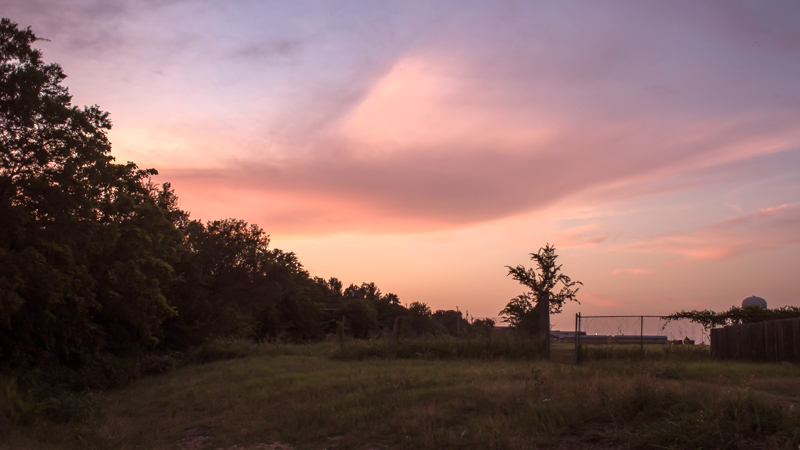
[183,339,260,364]
[578,344,710,362]
[140,354,179,375]
[0,378,42,426]
[629,388,800,449]
[333,336,545,361]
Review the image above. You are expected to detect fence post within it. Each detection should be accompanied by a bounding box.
[640,316,644,353]
[574,313,579,364]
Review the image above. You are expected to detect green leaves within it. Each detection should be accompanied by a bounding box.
[0,18,184,371]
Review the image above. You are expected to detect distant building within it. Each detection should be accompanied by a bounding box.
[742,296,767,309]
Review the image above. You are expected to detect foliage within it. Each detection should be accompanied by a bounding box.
[0,17,516,393]
[407,301,433,335]
[0,18,180,375]
[663,305,800,330]
[505,244,582,314]
[0,18,410,388]
[470,317,495,338]
[499,293,540,334]
[502,244,581,340]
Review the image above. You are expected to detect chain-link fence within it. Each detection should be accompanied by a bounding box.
[561,314,710,362]
[575,314,709,345]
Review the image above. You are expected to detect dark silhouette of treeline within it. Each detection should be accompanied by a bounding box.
[0,19,493,388]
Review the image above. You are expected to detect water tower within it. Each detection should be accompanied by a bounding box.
[742,295,767,309]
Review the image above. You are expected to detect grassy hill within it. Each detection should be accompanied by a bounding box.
[2,341,799,449]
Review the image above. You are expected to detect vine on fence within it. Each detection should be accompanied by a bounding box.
[663,305,800,330]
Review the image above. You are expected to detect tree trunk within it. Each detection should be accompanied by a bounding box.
[539,292,550,359]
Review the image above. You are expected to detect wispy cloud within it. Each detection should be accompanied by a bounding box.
[5,0,800,316]
[556,224,609,248]
[582,294,626,308]
[9,1,800,235]
[613,269,654,275]
[626,203,800,262]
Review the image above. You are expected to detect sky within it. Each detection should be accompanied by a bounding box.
[6,0,800,330]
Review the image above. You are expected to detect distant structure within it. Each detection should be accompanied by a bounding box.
[742,295,767,309]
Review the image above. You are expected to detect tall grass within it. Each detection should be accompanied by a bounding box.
[3,339,799,450]
[335,335,546,361]
[578,343,711,362]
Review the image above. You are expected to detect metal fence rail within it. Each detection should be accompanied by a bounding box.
[572,313,710,361]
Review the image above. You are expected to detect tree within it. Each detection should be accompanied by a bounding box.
[504,244,581,358]
[168,218,324,343]
[664,305,800,330]
[408,301,432,336]
[431,309,462,337]
[499,293,539,334]
[470,317,495,338]
[0,18,181,379]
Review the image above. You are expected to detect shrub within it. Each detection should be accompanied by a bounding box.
[183,339,260,364]
[140,354,179,375]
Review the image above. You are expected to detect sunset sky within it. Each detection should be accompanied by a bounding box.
[8,1,800,330]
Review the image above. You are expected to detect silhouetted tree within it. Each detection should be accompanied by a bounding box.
[431,309,462,336]
[0,18,411,386]
[408,301,433,336]
[342,298,378,338]
[504,244,581,358]
[499,293,539,335]
[470,318,495,338]
[0,19,182,378]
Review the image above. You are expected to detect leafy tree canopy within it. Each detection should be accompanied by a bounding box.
[664,305,800,330]
[0,18,180,372]
[504,243,582,315]
[499,293,538,330]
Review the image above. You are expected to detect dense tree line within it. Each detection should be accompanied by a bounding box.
[0,19,492,386]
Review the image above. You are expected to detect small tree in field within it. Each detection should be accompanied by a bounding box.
[503,244,582,359]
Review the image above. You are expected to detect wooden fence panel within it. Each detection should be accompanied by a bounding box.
[777,320,790,362]
[764,321,774,362]
[711,317,800,363]
[794,319,800,363]
[710,328,723,359]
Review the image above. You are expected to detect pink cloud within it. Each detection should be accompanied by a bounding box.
[582,294,625,308]
[10,1,800,239]
[556,224,609,248]
[613,269,654,275]
[626,203,800,262]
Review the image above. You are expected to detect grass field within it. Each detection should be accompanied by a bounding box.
[2,340,799,450]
